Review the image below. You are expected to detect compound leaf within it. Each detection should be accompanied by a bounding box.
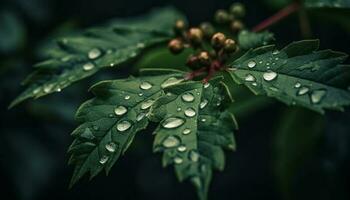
[150,77,236,200]
[238,30,275,50]
[10,7,184,108]
[68,69,186,187]
[226,39,350,113]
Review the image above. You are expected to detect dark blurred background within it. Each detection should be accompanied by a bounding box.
[0,0,349,200]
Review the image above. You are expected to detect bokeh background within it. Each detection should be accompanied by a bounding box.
[0,0,349,200]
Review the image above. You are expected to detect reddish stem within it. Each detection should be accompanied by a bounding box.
[203,60,221,83]
[185,67,207,80]
[252,2,300,32]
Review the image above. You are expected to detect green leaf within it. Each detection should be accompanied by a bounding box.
[10,7,184,108]
[305,0,350,8]
[226,39,350,113]
[68,69,186,187]
[150,78,237,200]
[238,30,275,50]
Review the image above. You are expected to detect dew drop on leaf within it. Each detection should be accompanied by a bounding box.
[184,108,196,117]
[297,86,310,96]
[161,77,183,88]
[83,63,95,71]
[247,61,257,68]
[272,50,279,55]
[182,93,195,102]
[252,82,258,86]
[245,74,256,82]
[200,99,208,109]
[124,95,130,100]
[177,145,187,152]
[182,128,191,135]
[140,81,153,90]
[88,48,102,59]
[177,107,182,112]
[99,155,109,164]
[162,117,185,129]
[189,150,200,162]
[116,121,132,132]
[201,118,207,122]
[114,106,127,116]
[203,83,210,88]
[263,70,278,81]
[141,99,154,110]
[162,135,180,148]
[43,84,54,93]
[93,125,99,131]
[174,157,183,164]
[310,89,327,104]
[136,113,146,121]
[137,42,145,48]
[32,87,41,95]
[138,93,144,96]
[105,142,117,153]
[294,82,301,88]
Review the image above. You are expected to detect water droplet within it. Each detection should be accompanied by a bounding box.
[247,61,257,68]
[162,117,185,129]
[263,70,278,81]
[182,93,195,102]
[294,82,301,88]
[138,93,144,97]
[184,108,196,118]
[93,125,99,131]
[252,82,258,86]
[162,136,180,148]
[174,157,183,164]
[33,88,41,95]
[111,105,126,116]
[136,113,146,121]
[310,89,327,104]
[297,86,310,96]
[189,150,200,162]
[140,81,153,90]
[88,48,102,59]
[200,99,208,109]
[105,142,117,153]
[99,155,109,164]
[269,87,279,92]
[124,95,130,100]
[83,63,95,71]
[56,87,61,92]
[182,129,191,135]
[141,100,154,110]
[161,77,183,88]
[116,121,132,132]
[272,50,279,55]
[201,118,207,122]
[108,113,114,118]
[203,83,210,88]
[245,74,256,82]
[177,107,182,112]
[137,42,145,48]
[43,84,54,93]
[177,145,187,152]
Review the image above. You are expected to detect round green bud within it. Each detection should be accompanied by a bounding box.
[199,22,215,39]
[168,39,184,54]
[224,39,237,53]
[229,3,246,18]
[230,20,244,33]
[214,9,230,24]
[198,51,211,66]
[211,32,226,50]
[188,28,204,45]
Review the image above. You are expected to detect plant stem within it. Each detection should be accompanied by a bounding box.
[253,2,300,32]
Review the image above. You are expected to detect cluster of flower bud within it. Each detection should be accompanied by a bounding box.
[214,2,245,33]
